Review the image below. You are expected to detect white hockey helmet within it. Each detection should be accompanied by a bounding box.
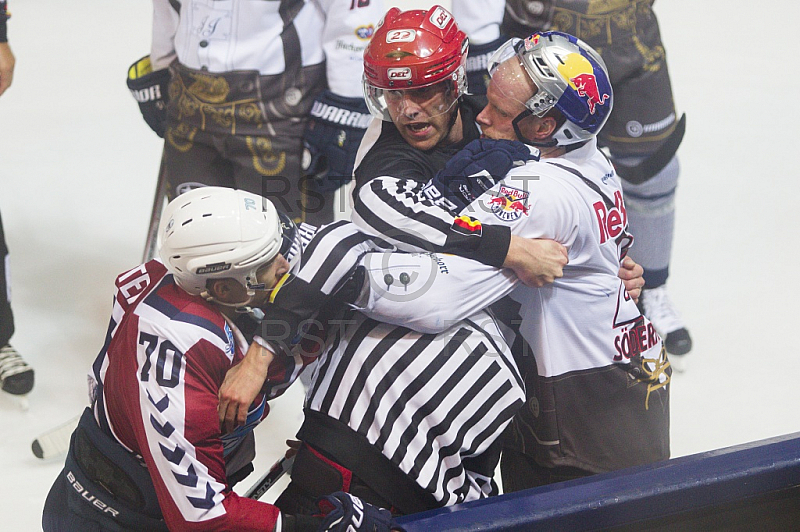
[488,31,613,147]
[157,187,300,306]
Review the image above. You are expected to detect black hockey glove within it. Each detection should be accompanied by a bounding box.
[465,36,506,96]
[425,138,534,213]
[127,55,170,138]
[303,90,372,193]
[316,492,401,532]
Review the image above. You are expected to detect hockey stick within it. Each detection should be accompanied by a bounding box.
[31,414,81,460]
[143,152,169,262]
[245,454,295,500]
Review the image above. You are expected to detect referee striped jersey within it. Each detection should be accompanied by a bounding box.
[304,310,525,506]
[263,220,525,505]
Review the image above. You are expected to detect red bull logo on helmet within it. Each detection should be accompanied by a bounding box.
[487,185,530,222]
[523,33,541,51]
[558,53,609,115]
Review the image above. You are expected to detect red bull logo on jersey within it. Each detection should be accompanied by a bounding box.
[593,190,628,244]
[487,185,530,222]
[558,53,609,115]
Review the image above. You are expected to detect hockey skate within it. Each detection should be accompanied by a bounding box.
[639,286,692,371]
[0,344,34,409]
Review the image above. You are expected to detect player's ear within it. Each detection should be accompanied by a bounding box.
[518,114,556,142]
[529,115,558,141]
[207,278,233,301]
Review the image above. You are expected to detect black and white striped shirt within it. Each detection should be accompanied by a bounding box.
[266,220,525,506]
[305,310,524,506]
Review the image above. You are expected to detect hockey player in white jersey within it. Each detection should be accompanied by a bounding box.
[451,0,693,365]
[129,0,384,226]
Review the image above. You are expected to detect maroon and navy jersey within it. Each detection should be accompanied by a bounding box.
[88,260,282,531]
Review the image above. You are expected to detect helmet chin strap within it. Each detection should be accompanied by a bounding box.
[512,110,557,148]
[433,99,462,149]
[201,289,256,309]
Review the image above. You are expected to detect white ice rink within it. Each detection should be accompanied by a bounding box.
[2,1,800,529]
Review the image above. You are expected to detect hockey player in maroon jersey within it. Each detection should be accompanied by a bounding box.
[42,187,398,532]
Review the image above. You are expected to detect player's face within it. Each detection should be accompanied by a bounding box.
[478,57,540,141]
[247,254,291,307]
[476,76,529,141]
[386,82,462,150]
[218,254,291,307]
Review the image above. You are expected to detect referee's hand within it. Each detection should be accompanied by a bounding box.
[503,236,568,287]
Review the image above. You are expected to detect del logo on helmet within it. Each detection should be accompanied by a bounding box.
[387,67,412,80]
[429,6,451,30]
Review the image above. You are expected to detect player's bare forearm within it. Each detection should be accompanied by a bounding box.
[218,341,274,433]
[619,256,645,303]
[503,236,568,287]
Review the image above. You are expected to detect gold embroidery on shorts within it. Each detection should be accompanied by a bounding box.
[638,345,671,410]
[247,136,286,176]
[166,123,197,153]
[173,71,265,133]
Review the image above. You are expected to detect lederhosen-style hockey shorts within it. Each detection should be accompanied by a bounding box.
[503,0,679,159]
[162,61,335,226]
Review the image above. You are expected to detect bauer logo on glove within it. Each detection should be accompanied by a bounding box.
[127,55,171,138]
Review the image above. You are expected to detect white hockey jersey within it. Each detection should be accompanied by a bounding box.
[151,0,383,97]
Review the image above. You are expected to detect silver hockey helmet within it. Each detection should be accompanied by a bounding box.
[488,31,613,146]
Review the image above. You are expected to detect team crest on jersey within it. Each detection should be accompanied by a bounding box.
[487,186,530,221]
[355,25,374,40]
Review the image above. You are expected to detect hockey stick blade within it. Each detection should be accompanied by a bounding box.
[245,455,295,500]
[32,414,80,460]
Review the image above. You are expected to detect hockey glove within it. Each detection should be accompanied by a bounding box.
[303,90,372,192]
[426,138,534,213]
[465,36,506,96]
[127,55,170,137]
[316,492,401,532]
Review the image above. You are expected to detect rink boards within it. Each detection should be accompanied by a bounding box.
[397,432,800,531]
